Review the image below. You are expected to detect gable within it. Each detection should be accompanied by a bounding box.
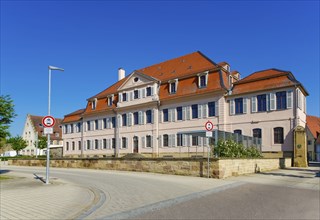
[118,71,159,91]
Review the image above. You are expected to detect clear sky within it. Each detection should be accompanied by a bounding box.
[1,0,319,136]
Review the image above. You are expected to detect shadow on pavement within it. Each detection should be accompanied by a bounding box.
[257,172,314,179]
[0,170,11,174]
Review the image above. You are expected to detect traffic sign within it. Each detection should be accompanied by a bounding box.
[205,121,214,131]
[42,116,55,128]
[44,127,53,134]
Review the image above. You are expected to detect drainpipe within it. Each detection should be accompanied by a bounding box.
[81,117,84,158]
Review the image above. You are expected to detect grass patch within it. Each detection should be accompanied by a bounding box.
[0,175,12,180]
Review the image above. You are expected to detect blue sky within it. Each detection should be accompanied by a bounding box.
[1,1,319,136]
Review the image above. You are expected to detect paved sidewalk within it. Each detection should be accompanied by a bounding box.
[0,171,95,220]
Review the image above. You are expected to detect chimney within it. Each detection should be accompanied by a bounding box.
[118,68,125,81]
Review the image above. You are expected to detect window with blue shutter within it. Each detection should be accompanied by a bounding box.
[146,110,152,124]
[235,98,243,114]
[276,91,286,110]
[192,104,198,119]
[163,109,169,122]
[208,102,215,116]
[177,107,182,120]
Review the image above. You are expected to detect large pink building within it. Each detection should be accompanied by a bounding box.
[62,51,308,158]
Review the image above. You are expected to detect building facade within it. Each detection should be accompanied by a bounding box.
[62,51,308,158]
[306,115,320,161]
[21,114,63,156]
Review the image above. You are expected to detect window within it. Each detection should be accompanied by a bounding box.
[70,124,74,133]
[170,82,176,94]
[146,87,152,96]
[134,77,139,82]
[177,107,182,120]
[87,140,91,150]
[234,130,242,135]
[163,134,169,147]
[274,127,284,144]
[77,122,81,133]
[87,121,91,131]
[163,109,169,122]
[192,136,198,146]
[199,74,207,88]
[235,98,243,114]
[95,120,99,130]
[92,99,96,110]
[108,96,113,106]
[55,132,59,137]
[95,139,99,149]
[146,135,152,148]
[111,117,116,128]
[177,134,183,146]
[208,102,215,117]
[257,94,267,112]
[78,141,81,150]
[192,104,198,119]
[66,142,69,151]
[103,139,107,149]
[72,142,75,150]
[122,137,127,149]
[134,90,139,99]
[276,91,286,110]
[112,138,116,149]
[122,92,127,102]
[103,118,107,129]
[146,110,152,123]
[253,128,262,139]
[122,114,127,126]
[133,112,139,125]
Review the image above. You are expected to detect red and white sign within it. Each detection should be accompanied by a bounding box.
[42,116,55,128]
[205,121,214,131]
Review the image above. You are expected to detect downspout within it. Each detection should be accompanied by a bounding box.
[81,117,84,158]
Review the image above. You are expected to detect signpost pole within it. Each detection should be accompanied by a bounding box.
[205,121,214,179]
[45,68,51,185]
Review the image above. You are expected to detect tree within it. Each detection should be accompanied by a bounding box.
[0,95,17,147]
[35,136,47,149]
[7,136,27,155]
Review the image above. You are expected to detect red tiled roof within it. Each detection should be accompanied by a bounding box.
[306,115,320,139]
[231,68,307,96]
[29,115,62,140]
[62,109,85,123]
[137,51,218,82]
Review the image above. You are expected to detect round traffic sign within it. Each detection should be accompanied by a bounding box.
[42,116,55,128]
[205,121,214,131]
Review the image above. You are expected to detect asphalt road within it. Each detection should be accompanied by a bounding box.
[1,164,319,220]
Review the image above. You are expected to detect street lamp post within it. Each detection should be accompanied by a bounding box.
[46,65,64,184]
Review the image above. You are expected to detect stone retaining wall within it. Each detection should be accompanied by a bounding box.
[8,158,291,179]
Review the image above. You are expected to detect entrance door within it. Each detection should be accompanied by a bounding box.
[133,136,139,153]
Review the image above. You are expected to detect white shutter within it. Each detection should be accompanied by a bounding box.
[107,118,111,129]
[198,105,202,118]
[91,140,94,150]
[199,137,203,146]
[138,90,141,99]
[168,109,172,122]
[169,134,173,147]
[230,99,235,115]
[128,113,132,126]
[142,136,146,148]
[151,109,154,124]
[182,107,186,121]
[171,109,176,122]
[251,96,257,113]
[204,137,209,147]
[99,140,102,149]
[142,89,146,98]
[286,90,293,109]
[215,101,219,116]
[138,111,142,125]
[159,110,163,123]
[84,141,87,151]
[117,115,122,128]
[119,93,122,102]
[171,134,176,147]
[203,104,208,118]
[186,106,191,120]
[159,135,162,147]
[182,134,186,147]
[151,136,153,148]
[243,98,247,114]
[270,93,276,110]
[107,139,110,149]
[151,86,154,96]
[130,92,133,101]
[187,135,191,147]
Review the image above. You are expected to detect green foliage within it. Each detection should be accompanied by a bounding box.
[214,139,262,158]
[36,136,47,149]
[7,136,27,155]
[0,95,17,144]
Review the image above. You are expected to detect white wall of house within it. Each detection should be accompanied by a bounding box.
[21,116,39,156]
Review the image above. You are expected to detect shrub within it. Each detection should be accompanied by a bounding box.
[214,139,262,158]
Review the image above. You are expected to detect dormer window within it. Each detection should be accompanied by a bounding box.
[107,95,113,106]
[169,79,178,94]
[92,98,97,110]
[198,72,208,88]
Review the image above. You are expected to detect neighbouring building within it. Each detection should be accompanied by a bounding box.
[306,115,320,161]
[62,51,308,158]
[21,114,63,156]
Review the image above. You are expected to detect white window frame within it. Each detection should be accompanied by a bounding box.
[197,71,209,88]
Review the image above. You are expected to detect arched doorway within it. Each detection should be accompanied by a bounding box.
[133,136,139,153]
